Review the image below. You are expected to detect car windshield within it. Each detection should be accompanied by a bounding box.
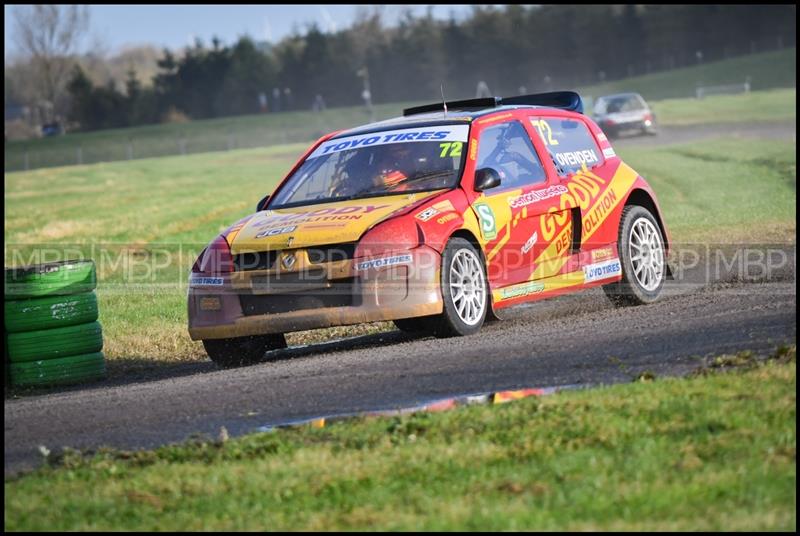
[595,95,645,115]
[270,124,469,208]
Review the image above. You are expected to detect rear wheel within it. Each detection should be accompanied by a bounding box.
[430,237,489,337]
[203,333,287,368]
[604,205,666,306]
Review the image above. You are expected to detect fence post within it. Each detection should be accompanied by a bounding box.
[77,146,83,165]
[24,150,30,171]
[127,138,134,160]
[227,130,234,151]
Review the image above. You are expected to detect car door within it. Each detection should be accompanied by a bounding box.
[469,118,573,289]
[527,112,612,273]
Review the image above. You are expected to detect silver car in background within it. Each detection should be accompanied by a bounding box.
[593,92,657,139]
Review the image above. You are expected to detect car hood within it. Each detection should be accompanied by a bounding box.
[229,191,443,254]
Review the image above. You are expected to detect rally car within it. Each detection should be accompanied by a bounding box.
[592,92,658,139]
[189,91,670,366]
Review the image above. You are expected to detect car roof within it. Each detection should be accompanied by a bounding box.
[333,104,564,139]
[597,92,645,101]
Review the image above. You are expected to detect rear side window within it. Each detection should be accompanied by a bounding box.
[529,117,603,177]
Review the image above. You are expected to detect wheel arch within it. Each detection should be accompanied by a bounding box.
[448,228,483,256]
[624,188,670,251]
[446,228,502,319]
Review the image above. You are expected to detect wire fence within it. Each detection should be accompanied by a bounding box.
[5,127,323,172]
[4,103,403,173]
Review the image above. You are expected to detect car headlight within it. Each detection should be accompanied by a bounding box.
[355,217,421,259]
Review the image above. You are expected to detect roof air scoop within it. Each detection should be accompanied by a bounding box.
[403,91,583,116]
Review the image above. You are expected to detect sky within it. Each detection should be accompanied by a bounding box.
[5,4,481,57]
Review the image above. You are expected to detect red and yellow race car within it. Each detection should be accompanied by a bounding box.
[188,92,670,366]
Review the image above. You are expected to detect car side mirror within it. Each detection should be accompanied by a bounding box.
[474,168,502,192]
[256,194,270,212]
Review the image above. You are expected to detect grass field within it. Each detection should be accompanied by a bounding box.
[3,101,419,172]
[579,47,796,101]
[5,48,795,172]
[4,348,796,531]
[651,88,796,126]
[4,130,796,367]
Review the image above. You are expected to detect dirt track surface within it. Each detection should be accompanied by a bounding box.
[613,119,796,148]
[4,121,797,476]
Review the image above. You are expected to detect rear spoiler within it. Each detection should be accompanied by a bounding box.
[403,91,583,116]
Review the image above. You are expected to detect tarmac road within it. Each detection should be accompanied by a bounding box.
[4,120,797,476]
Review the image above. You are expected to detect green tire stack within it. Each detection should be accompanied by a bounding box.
[4,260,106,388]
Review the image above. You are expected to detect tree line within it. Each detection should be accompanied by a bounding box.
[66,4,795,132]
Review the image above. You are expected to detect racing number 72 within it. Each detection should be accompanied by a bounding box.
[439,142,463,158]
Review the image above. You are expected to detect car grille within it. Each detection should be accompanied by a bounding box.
[239,277,360,315]
[233,242,357,271]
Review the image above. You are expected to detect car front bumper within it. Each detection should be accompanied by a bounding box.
[602,118,657,135]
[188,245,443,340]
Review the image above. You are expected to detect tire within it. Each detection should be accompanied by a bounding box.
[7,321,104,363]
[430,237,489,337]
[203,333,287,368]
[4,292,99,333]
[9,352,106,387]
[603,205,666,306]
[5,260,96,300]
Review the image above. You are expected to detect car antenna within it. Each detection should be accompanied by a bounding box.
[440,84,447,117]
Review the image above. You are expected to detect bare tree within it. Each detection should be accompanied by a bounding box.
[12,5,90,121]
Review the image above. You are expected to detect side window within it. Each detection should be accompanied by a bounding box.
[529,117,604,177]
[476,121,546,189]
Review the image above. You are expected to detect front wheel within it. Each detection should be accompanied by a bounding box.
[603,205,666,306]
[203,333,287,368]
[430,237,489,337]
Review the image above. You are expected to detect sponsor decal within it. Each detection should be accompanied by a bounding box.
[305,223,348,229]
[521,231,538,254]
[255,225,296,239]
[591,246,616,262]
[416,207,439,222]
[308,125,469,160]
[583,188,619,236]
[474,203,497,240]
[477,112,513,125]
[583,258,621,283]
[252,204,391,227]
[417,199,455,222]
[602,147,616,158]
[508,185,568,209]
[199,297,222,311]
[530,164,638,282]
[500,281,545,299]
[190,275,224,286]
[554,149,600,168]
[596,132,607,142]
[356,254,413,271]
[436,212,459,224]
[432,199,455,212]
[539,166,607,242]
[469,138,478,160]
